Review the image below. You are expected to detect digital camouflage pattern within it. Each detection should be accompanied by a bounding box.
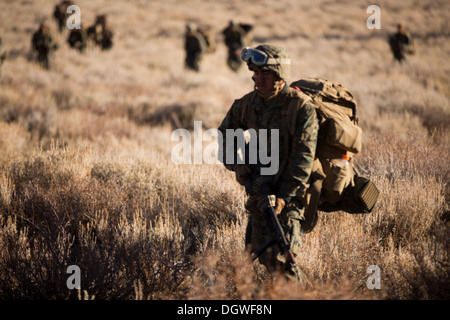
[218,83,319,281]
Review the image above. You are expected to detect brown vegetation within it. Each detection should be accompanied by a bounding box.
[0,0,448,299]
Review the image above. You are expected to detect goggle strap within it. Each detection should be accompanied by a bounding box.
[266,57,291,65]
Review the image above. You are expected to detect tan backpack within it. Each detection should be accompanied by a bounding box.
[285,78,379,233]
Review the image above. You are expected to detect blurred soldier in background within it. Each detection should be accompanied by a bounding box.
[53,0,73,33]
[388,23,414,63]
[67,24,87,53]
[222,20,253,72]
[87,15,114,50]
[184,23,207,72]
[100,24,114,50]
[31,23,59,70]
[0,37,6,79]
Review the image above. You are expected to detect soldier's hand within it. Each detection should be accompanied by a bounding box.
[233,164,252,186]
[275,198,286,215]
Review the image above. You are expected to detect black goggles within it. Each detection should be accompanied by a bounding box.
[240,47,290,66]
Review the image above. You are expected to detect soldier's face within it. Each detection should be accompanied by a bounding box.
[252,68,280,95]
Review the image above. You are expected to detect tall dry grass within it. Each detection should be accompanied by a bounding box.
[0,0,449,299]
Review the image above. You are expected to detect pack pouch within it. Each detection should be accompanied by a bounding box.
[320,156,354,204]
[326,118,362,154]
[350,175,380,213]
[318,174,380,214]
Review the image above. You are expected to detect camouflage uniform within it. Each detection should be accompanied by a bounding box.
[184,23,207,72]
[67,26,87,53]
[389,24,412,63]
[86,15,113,51]
[31,24,58,70]
[218,44,319,281]
[100,25,114,50]
[222,21,253,72]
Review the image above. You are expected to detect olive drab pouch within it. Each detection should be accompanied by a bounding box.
[351,175,380,213]
[325,118,362,154]
[318,173,380,214]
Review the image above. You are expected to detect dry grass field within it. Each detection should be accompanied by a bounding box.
[0,0,449,300]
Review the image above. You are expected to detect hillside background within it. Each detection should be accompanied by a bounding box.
[0,0,448,299]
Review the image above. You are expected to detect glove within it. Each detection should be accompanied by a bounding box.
[233,164,252,186]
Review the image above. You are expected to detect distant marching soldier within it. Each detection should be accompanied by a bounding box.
[87,15,114,50]
[67,24,88,53]
[388,23,414,64]
[184,23,207,72]
[31,23,58,69]
[222,20,253,72]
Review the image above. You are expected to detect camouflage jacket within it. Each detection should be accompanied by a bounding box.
[185,32,206,55]
[32,31,55,52]
[218,84,319,201]
[223,25,246,49]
